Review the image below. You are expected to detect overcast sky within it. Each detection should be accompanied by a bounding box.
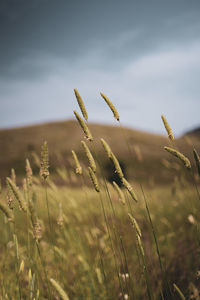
[0,0,200,136]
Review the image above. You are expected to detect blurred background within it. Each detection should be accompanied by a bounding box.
[0,0,200,136]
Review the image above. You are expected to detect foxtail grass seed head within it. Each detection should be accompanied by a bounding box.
[74,88,88,121]
[101,138,112,158]
[11,168,16,184]
[0,200,14,222]
[110,152,124,180]
[100,92,120,121]
[164,146,191,169]
[113,181,125,205]
[26,159,33,186]
[193,149,200,176]
[128,213,141,237]
[74,110,93,141]
[81,141,96,172]
[50,278,70,300]
[6,177,27,212]
[161,115,174,140]
[40,141,49,180]
[88,167,100,192]
[72,150,82,175]
[122,178,138,202]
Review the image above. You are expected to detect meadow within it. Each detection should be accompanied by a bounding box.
[0,90,200,300]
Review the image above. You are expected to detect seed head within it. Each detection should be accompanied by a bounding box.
[40,141,49,180]
[161,115,174,140]
[81,141,96,172]
[72,150,82,175]
[164,146,191,169]
[74,88,88,121]
[74,111,93,141]
[88,167,100,192]
[100,92,120,121]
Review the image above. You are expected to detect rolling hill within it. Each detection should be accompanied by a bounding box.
[0,120,199,185]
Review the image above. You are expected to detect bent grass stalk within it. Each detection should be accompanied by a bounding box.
[164,147,191,169]
[173,283,186,300]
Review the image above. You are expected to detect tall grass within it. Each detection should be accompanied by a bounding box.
[0,90,199,299]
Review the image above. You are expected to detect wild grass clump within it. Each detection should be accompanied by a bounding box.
[0,89,199,299]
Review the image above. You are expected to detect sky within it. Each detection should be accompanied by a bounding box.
[0,0,200,136]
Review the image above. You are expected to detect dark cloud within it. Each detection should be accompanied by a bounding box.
[0,0,200,133]
[0,0,200,80]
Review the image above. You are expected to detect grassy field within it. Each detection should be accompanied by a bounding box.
[0,90,200,299]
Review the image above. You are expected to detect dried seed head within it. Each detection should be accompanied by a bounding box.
[74,88,88,121]
[0,200,14,222]
[74,110,93,141]
[100,92,120,121]
[40,141,49,180]
[113,181,125,205]
[122,178,138,202]
[164,146,191,169]
[26,159,33,186]
[101,138,112,158]
[81,141,96,172]
[88,167,100,192]
[161,115,174,140]
[110,152,124,180]
[128,213,141,237]
[72,150,82,175]
[193,148,200,176]
[6,177,27,212]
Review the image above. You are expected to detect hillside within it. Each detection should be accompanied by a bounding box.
[0,120,199,184]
